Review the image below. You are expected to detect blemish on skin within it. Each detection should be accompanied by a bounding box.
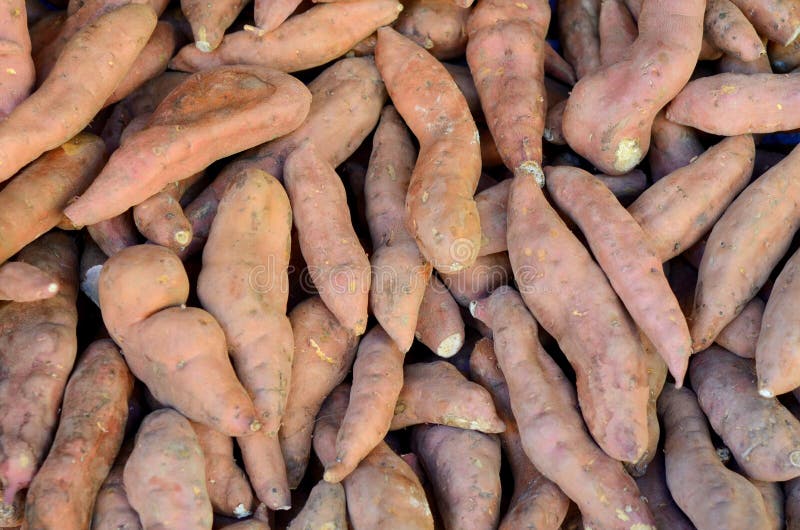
[616,508,630,521]
[572,309,587,317]
[720,85,737,94]
[777,103,783,110]
[309,338,334,363]
[5,68,15,75]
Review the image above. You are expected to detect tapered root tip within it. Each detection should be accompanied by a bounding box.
[758,387,774,398]
[469,300,479,318]
[249,420,262,432]
[46,283,58,294]
[174,230,191,247]
[517,160,545,187]
[437,333,464,358]
[323,463,346,484]
[614,138,642,173]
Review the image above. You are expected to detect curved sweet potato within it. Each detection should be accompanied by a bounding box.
[557,0,601,79]
[634,452,694,530]
[728,0,800,46]
[0,0,34,116]
[563,0,705,174]
[181,0,247,51]
[414,275,465,357]
[395,0,469,60]
[24,339,133,530]
[705,0,765,61]
[287,480,347,530]
[376,26,481,273]
[65,65,311,226]
[90,445,141,530]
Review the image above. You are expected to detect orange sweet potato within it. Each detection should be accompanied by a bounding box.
[0,133,105,263]
[547,165,692,385]
[414,275,465,357]
[557,0,601,79]
[563,0,705,174]
[729,0,800,46]
[0,4,156,184]
[471,286,656,529]
[365,106,430,352]
[90,445,141,530]
[170,0,403,72]
[705,0,765,60]
[648,109,704,181]
[181,0,248,51]
[376,26,481,273]
[634,452,694,530]
[284,141,370,335]
[64,65,311,226]
[395,0,469,60]
[99,244,259,436]
[598,0,637,66]
[507,167,649,462]
[279,296,357,488]
[0,233,78,524]
[286,480,347,530]
[0,0,34,116]
[439,252,511,307]
[124,409,212,530]
[24,339,133,530]
[0,262,59,302]
[466,0,549,177]
[132,171,203,252]
[690,348,800,481]
[469,338,569,530]
[658,383,771,529]
[254,0,303,33]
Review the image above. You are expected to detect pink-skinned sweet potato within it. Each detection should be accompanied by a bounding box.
[181,0,248,52]
[286,480,347,530]
[705,0,765,61]
[395,0,469,60]
[634,452,694,530]
[557,0,601,79]
[0,262,59,302]
[648,109,704,181]
[414,275,465,357]
[728,0,800,46]
[90,444,141,530]
[0,0,34,116]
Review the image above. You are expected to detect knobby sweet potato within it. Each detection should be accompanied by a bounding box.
[648,109,705,181]
[90,445,141,530]
[634,452,694,530]
[287,480,347,530]
[0,233,78,525]
[395,0,469,60]
[124,409,212,530]
[376,27,481,273]
[414,275,465,357]
[507,167,649,462]
[0,262,58,302]
[563,0,705,174]
[99,244,259,436]
[132,171,203,252]
[65,65,311,226]
[729,0,800,46]
[181,0,248,51]
[598,0,637,66]
[557,0,601,79]
[24,339,133,530]
[254,0,303,33]
[0,0,34,116]
[705,0,765,61]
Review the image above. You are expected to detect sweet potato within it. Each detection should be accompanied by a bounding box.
[90,445,141,530]
[0,4,156,184]
[729,0,800,46]
[64,66,311,227]
[365,106,430,352]
[24,339,133,530]
[787,477,800,530]
[718,48,773,73]
[124,409,212,530]
[287,480,346,530]
[557,0,601,79]
[442,62,482,118]
[768,38,800,72]
[181,0,248,51]
[466,0,549,178]
[28,11,65,56]
[543,99,567,145]
[87,212,140,257]
[544,43,577,86]
[99,244,259,436]
[283,141,370,335]
[471,286,656,529]
[279,296,358,488]
[0,0,34,116]
[595,169,648,203]
[691,143,800,350]
[181,57,385,258]
[563,0,705,174]
[690,348,800,481]
[507,167,649,462]
[547,165,692,385]
[170,0,403,72]
[376,27,481,273]
[0,233,78,524]
[750,479,784,530]
[254,0,303,32]
[648,109,704,181]
[132,171,203,252]
[705,0,765,60]
[630,134,755,262]
[414,275,465,357]
[598,0,637,66]
[412,425,501,530]
[634,452,694,530]
[395,0,469,60]
[218,520,270,530]
[439,252,511,307]
[658,383,771,529]
[391,361,504,433]
[469,338,569,530]
[717,296,764,358]
[0,262,58,302]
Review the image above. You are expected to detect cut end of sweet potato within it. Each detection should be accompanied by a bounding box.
[436,332,464,358]
[758,387,775,398]
[233,503,252,518]
[614,138,642,174]
[174,230,192,247]
[517,160,545,188]
[195,41,212,53]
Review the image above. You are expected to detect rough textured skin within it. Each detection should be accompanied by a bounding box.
[170,0,403,72]
[132,172,203,252]
[648,109,704,181]
[366,106,431,352]
[717,296,763,359]
[547,165,691,385]
[690,348,800,481]
[507,168,649,462]
[768,38,800,71]
[469,338,569,530]
[314,385,434,530]
[124,410,212,530]
[0,0,34,116]
[65,65,311,226]
[705,0,765,60]
[0,262,59,302]
[284,141,370,336]
[756,247,800,395]
[190,422,254,518]
[0,4,156,183]
[99,245,259,436]
[630,134,755,262]
[471,286,656,529]
[474,177,506,256]
[658,383,771,529]
[634,452,694,530]
[279,296,357,489]
[563,0,705,174]
[718,48,773,73]
[182,57,385,258]
[0,233,78,524]
[287,480,347,530]
[467,0,549,178]
[87,212,140,257]
[325,326,404,483]
[414,275,465,357]
[391,361,504,433]
[749,479,784,530]
[376,27,481,274]
[412,425,501,530]
[728,0,800,45]
[90,446,142,530]
[598,0,637,66]
[557,0,601,79]
[181,0,247,51]
[24,340,133,530]
[691,144,800,350]
[254,0,302,32]
[440,252,511,307]
[395,0,469,60]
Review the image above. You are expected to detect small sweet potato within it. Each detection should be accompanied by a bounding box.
[395,0,469,60]
[181,0,248,52]
[90,445,141,530]
[0,262,58,302]
[634,452,694,530]
[690,348,800,481]
[0,0,34,116]
[439,252,512,307]
[254,0,303,33]
[648,109,705,181]
[124,409,213,530]
[598,0,637,66]
[414,275,465,357]
[557,0,601,79]
[376,26,481,273]
[728,0,800,46]
[658,383,771,529]
[287,480,346,530]
[705,0,765,61]
[132,171,203,252]
[24,339,133,530]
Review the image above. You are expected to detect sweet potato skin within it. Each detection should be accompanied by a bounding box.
[181,0,247,52]
[124,409,213,530]
[254,0,302,32]
[704,0,765,61]
[440,252,512,307]
[0,0,34,116]
[24,339,133,530]
[375,26,481,273]
[634,452,694,530]
[395,0,469,60]
[90,445,142,530]
[132,171,203,252]
[728,0,800,46]
[287,480,347,530]
[717,296,763,359]
[0,262,59,302]
[414,275,465,357]
[557,0,601,79]
[648,109,704,181]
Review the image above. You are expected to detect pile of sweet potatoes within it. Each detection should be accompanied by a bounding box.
[3,0,800,528]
